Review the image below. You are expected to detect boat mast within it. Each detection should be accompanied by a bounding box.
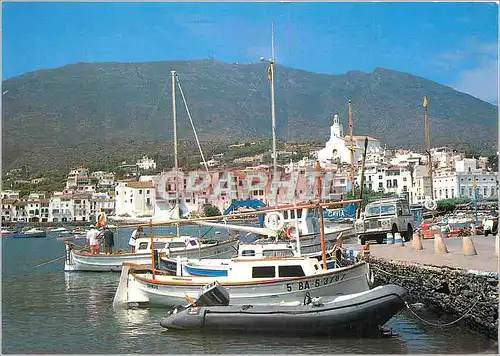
[423,96,434,201]
[171,70,180,238]
[270,22,278,181]
[294,207,301,256]
[348,100,355,193]
[357,138,369,218]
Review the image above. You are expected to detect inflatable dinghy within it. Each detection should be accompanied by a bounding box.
[160,282,406,335]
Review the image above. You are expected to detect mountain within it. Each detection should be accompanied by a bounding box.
[2,59,497,170]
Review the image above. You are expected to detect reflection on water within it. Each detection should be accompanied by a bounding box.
[2,233,498,354]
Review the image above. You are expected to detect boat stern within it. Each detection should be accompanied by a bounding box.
[113,264,150,310]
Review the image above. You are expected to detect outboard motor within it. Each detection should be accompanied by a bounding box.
[196,281,230,307]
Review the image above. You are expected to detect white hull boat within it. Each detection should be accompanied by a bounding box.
[113,259,373,309]
[64,236,239,272]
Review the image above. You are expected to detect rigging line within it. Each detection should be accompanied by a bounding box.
[175,75,209,173]
[207,73,265,158]
[143,75,171,136]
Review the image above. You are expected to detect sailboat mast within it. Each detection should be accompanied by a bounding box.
[348,100,355,193]
[171,70,180,237]
[270,22,278,181]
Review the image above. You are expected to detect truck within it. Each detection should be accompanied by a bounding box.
[354,198,414,245]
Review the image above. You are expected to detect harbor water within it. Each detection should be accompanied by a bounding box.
[2,226,498,354]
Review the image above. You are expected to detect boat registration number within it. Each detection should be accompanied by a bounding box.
[147,283,159,290]
[286,274,346,292]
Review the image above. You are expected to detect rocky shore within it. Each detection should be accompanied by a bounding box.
[369,257,498,339]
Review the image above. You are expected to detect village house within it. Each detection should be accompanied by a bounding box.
[48,193,74,223]
[90,192,115,220]
[91,171,116,190]
[114,181,155,218]
[136,156,157,171]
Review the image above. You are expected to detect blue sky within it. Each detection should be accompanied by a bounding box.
[3,2,498,104]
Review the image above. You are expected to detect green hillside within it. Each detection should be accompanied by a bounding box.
[2,59,497,170]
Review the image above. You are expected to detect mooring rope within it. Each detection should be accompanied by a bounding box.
[370,264,483,327]
[404,298,482,327]
[30,255,66,268]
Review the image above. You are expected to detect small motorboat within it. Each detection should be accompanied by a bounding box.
[2,228,47,239]
[159,282,406,335]
[47,227,69,233]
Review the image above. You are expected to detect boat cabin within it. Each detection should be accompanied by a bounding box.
[237,242,296,258]
[262,206,321,237]
[227,257,324,280]
[135,236,204,253]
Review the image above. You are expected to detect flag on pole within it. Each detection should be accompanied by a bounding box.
[472,175,477,189]
[423,96,428,108]
[267,62,273,81]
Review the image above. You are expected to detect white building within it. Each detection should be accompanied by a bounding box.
[431,147,463,170]
[12,201,28,222]
[66,168,90,189]
[1,190,20,200]
[91,171,116,189]
[1,199,17,222]
[90,192,115,220]
[357,163,411,197]
[115,181,155,218]
[48,196,74,223]
[410,165,432,204]
[25,199,41,222]
[455,158,477,173]
[433,171,498,201]
[317,114,352,167]
[200,159,220,168]
[345,136,382,163]
[136,156,157,170]
[72,194,92,222]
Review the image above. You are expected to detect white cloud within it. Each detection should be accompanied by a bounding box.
[452,57,498,104]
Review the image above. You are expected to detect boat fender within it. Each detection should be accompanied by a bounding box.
[311,297,323,307]
[366,263,375,287]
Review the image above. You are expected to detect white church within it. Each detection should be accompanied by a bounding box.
[316,114,383,168]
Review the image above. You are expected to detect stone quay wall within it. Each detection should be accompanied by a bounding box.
[369,256,498,339]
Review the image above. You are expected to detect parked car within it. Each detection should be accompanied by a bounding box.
[354,198,414,245]
[483,211,498,236]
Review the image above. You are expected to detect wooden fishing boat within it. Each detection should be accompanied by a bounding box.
[159,239,342,277]
[112,256,373,309]
[197,206,353,256]
[64,235,239,272]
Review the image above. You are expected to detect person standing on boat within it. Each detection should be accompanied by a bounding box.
[129,226,146,253]
[86,225,100,254]
[101,226,115,254]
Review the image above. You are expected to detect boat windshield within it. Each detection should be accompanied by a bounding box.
[365,204,396,217]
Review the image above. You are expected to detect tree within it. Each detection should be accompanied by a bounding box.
[345,187,393,209]
[436,197,471,213]
[203,204,221,217]
[406,163,416,189]
[487,154,498,172]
